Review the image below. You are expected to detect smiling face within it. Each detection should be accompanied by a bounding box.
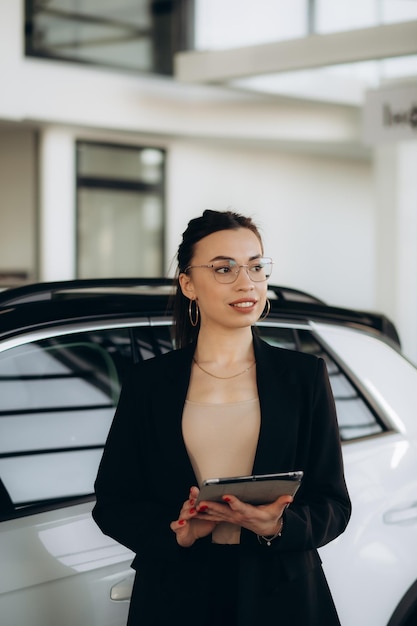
[179,228,269,333]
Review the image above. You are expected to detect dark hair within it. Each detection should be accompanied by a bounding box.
[173,209,264,348]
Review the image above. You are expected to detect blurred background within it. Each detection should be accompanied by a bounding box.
[0,0,417,361]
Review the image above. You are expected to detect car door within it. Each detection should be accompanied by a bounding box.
[0,321,172,626]
[310,322,417,626]
[257,321,417,626]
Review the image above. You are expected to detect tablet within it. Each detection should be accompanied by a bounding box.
[196,471,303,505]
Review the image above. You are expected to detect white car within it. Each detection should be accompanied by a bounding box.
[0,279,416,626]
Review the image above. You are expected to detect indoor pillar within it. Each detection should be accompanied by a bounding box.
[39,127,76,281]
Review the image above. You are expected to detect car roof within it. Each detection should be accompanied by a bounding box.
[0,278,401,348]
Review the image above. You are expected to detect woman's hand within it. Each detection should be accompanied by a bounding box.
[192,493,293,538]
[170,486,218,547]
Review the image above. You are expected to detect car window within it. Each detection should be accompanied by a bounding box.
[0,319,384,519]
[0,332,124,514]
[257,325,384,441]
[0,324,174,518]
[133,324,173,360]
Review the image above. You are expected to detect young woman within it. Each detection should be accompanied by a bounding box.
[93,209,351,626]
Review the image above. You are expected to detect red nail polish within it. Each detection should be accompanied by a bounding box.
[179,519,185,525]
[223,496,231,502]
[198,505,208,512]
[189,499,195,506]
[189,508,196,515]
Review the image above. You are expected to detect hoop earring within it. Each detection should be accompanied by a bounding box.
[258,299,271,321]
[188,299,199,327]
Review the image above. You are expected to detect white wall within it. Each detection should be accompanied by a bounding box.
[0,121,375,310]
[167,141,374,309]
[39,128,76,281]
[32,126,374,312]
[374,142,417,363]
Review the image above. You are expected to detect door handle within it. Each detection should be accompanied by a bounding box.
[110,574,134,601]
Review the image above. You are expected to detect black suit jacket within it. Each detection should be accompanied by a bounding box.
[93,333,351,625]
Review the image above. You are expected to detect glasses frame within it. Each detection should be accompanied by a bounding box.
[184,257,273,284]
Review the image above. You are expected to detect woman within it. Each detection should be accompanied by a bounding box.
[93,209,351,626]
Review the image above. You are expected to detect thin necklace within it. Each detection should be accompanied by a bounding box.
[192,357,256,380]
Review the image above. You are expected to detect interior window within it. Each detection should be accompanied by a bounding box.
[25,0,192,75]
[76,142,165,280]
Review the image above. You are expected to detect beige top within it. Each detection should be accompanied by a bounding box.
[182,397,260,544]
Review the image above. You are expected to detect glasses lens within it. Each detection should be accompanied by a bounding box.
[211,259,273,283]
[248,259,272,281]
[211,260,238,283]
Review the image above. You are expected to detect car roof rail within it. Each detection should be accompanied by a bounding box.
[0,279,324,308]
[0,277,176,306]
[267,285,325,304]
[0,278,401,348]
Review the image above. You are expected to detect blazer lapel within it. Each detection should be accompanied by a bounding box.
[151,342,197,485]
[252,334,300,473]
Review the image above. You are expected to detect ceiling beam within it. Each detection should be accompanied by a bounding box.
[175,20,417,84]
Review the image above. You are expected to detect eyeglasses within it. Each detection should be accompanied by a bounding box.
[185,257,273,284]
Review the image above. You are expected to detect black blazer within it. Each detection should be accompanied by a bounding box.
[93,334,351,625]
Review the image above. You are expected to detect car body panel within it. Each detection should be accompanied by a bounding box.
[0,281,416,626]
[311,324,417,625]
[321,433,417,626]
[0,501,134,626]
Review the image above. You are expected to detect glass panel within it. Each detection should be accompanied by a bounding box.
[0,451,104,504]
[334,400,383,440]
[256,326,297,351]
[382,0,417,23]
[31,13,152,71]
[78,189,163,278]
[380,55,417,82]
[0,328,133,507]
[316,0,378,33]
[0,410,114,455]
[25,0,180,75]
[313,324,417,437]
[194,0,307,50]
[78,143,164,183]
[77,141,165,280]
[133,326,174,361]
[153,325,174,354]
[133,327,158,361]
[296,330,384,441]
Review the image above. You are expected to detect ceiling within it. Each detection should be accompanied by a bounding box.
[176,1,417,107]
[176,18,417,107]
